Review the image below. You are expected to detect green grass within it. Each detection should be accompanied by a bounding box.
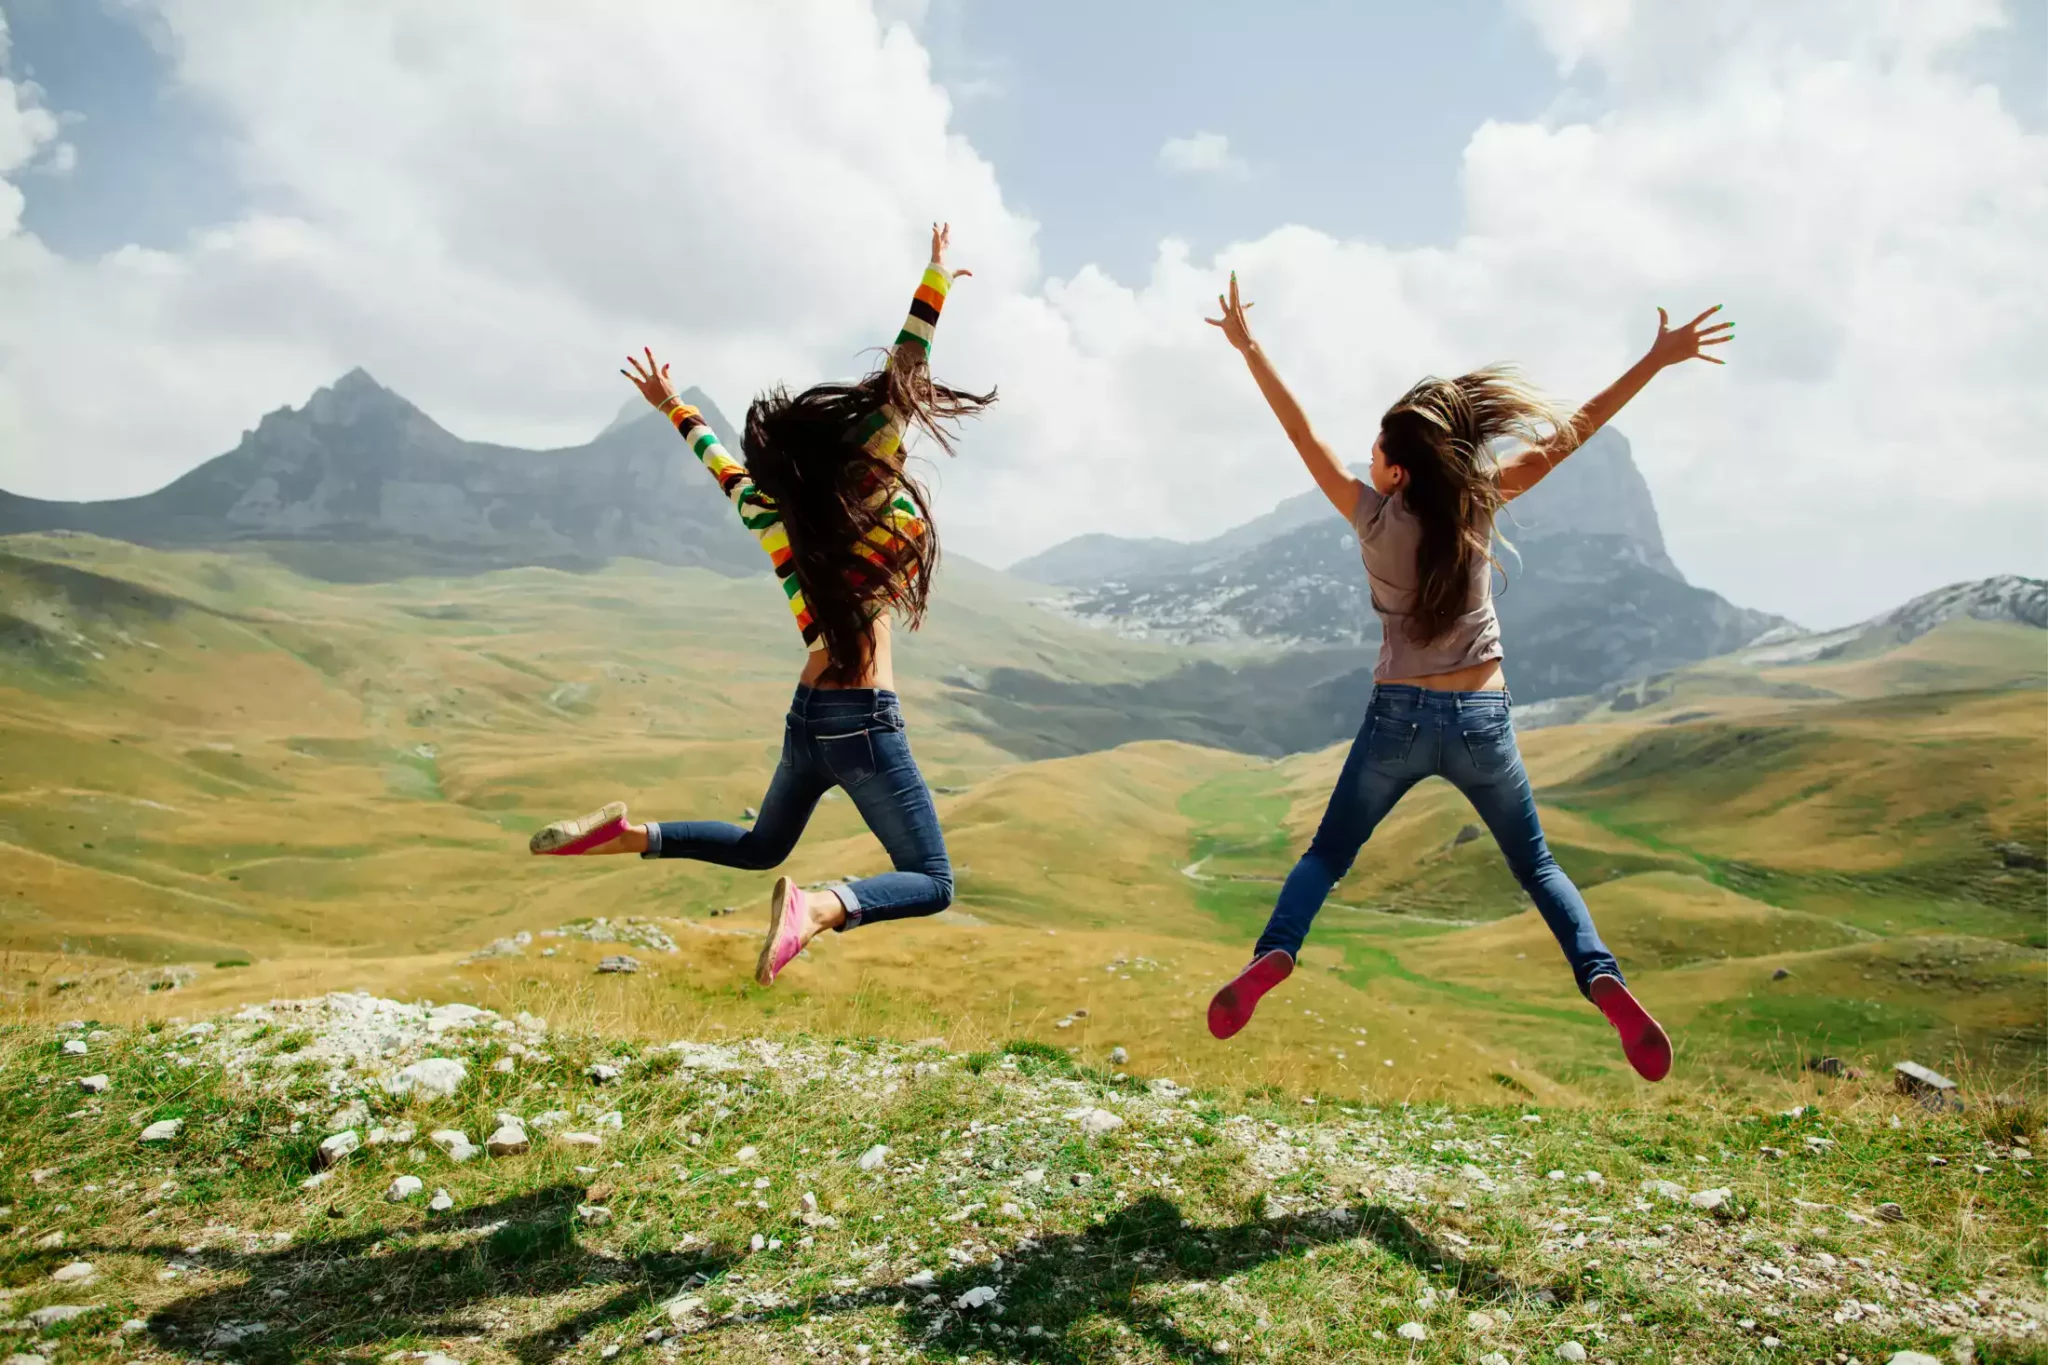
[0,1008,2043,1363]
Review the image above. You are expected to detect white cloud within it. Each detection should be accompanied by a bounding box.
[1156,131,1247,178]
[0,0,2041,629]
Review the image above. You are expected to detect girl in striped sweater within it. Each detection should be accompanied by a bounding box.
[529,224,993,988]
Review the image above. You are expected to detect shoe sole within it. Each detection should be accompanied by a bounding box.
[756,876,800,987]
[529,801,629,856]
[1207,950,1295,1040]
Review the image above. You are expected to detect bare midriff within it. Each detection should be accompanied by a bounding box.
[1377,658,1508,693]
[798,616,895,691]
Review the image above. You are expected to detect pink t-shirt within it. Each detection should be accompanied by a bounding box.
[1350,484,1504,680]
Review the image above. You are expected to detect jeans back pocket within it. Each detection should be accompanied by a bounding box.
[1366,715,1420,768]
[1461,717,1517,775]
[815,727,879,789]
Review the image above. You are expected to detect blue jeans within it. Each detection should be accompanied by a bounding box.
[644,686,952,930]
[1253,685,1622,995]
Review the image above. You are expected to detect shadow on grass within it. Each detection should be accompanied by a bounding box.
[97,1184,737,1364]
[726,1193,1573,1363]
[96,1189,1567,1363]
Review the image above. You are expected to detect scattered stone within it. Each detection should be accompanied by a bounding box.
[905,1270,935,1289]
[367,1124,416,1146]
[429,1129,479,1162]
[1806,1055,1851,1077]
[492,1057,516,1074]
[139,1119,182,1143]
[1885,1354,1941,1365]
[561,1132,603,1149]
[386,1057,467,1099]
[1077,1108,1125,1137]
[1466,1311,1495,1330]
[1893,1061,1959,1110]
[5,1353,48,1365]
[61,1039,87,1056]
[664,1296,705,1324]
[1556,1344,1588,1363]
[28,1305,96,1329]
[300,1170,332,1190]
[1875,1201,1906,1223]
[1759,1146,1786,1160]
[1688,1187,1732,1213]
[429,1189,454,1212]
[576,1204,612,1226]
[421,1354,462,1365]
[1453,823,1482,845]
[1771,966,1791,980]
[955,1286,998,1310]
[119,1320,147,1334]
[736,1145,759,1163]
[1109,1046,1128,1065]
[1641,1179,1687,1202]
[1396,1322,1428,1341]
[76,1075,109,1094]
[1480,1356,1510,1365]
[597,955,641,975]
[386,1176,425,1202]
[858,1144,890,1171]
[486,1123,530,1157]
[1995,841,2046,871]
[49,1262,94,1283]
[316,1129,361,1168]
[33,1232,64,1249]
[589,1063,622,1084]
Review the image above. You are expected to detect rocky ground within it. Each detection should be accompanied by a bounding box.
[0,994,2041,1363]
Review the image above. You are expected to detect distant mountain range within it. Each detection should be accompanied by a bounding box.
[0,371,760,582]
[977,430,1789,734]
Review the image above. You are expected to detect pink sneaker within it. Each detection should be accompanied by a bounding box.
[1589,974,1672,1082]
[755,877,808,987]
[1207,950,1295,1040]
[529,802,630,856]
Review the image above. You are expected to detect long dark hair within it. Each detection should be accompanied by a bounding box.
[1378,365,1568,646]
[743,343,996,683]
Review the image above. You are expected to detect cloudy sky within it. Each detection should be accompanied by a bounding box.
[1,0,2042,629]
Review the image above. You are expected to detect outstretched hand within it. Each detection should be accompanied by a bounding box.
[1648,305,1734,367]
[621,347,681,411]
[930,222,972,282]
[1204,271,1258,353]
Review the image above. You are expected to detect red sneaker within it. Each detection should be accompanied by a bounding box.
[1589,974,1672,1082]
[1207,950,1295,1040]
[529,802,630,856]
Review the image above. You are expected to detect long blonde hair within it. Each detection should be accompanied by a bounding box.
[1378,365,1571,645]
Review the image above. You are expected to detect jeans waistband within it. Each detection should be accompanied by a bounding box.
[790,684,900,719]
[1370,684,1514,709]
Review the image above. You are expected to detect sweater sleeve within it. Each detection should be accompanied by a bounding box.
[665,402,821,648]
[848,264,954,464]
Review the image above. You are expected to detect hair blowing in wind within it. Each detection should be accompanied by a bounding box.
[1377,366,1570,646]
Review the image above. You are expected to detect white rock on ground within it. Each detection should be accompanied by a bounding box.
[577,1204,612,1226]
[49,1262,93,1283]
[589,1063,622,1083]
[1108,1046,1128,1064]
[429,1130,479,1162]
[1641,1179,1687,1201]
[28,1306,97,1328]
[316,1130,361,1168]
[139,1119,182,1143]
[61,1039,87,1056]
[386,1057,467,1099]
[1078,1108,1125,1136]
[1556,1344,1588,1362]
[1479,1355,1510,1365]
[1397,1322,1427,1341]
[429,1189,454,1212]
[367,1124,415,1146]
[486,1124,530,1156]
[955,1286,998,1310]
[300,1171,332,1190]
[858,1144,890,1171]
[1688,1187,1732,1212]
[1885,1353,1942,1365]
[76,1075,109,1094]
[561,1132,603,1149]
[386,1176,425,1202]
[6,1353,50,1365]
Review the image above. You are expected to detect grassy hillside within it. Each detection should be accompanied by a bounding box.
[0,1000,2041,1364]
[1,534,2043,1105]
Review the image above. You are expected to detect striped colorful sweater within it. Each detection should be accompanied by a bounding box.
[663,265,952,651]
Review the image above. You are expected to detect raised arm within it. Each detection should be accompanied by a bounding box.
[852,222,970,463]
[1497,305,1733,501]
[1207,272,1365,522]
[621,348,818,645]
